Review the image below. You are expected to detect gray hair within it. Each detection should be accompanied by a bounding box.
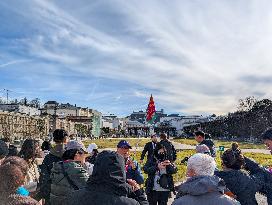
[187,153,216,176]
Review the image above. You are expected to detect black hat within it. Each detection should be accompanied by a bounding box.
[53,129,68,143]
[0,140,9,157]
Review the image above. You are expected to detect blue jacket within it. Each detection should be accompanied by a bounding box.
[126,160,144,185]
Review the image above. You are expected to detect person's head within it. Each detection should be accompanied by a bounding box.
[160,133,167,141]
[62,140,88,164]
[261,128,272,154]
[2,156,28,176]
[53,129,68,144]
[0,163,26,195]
[89,151,126,189]
[194,131,205,143]
[151,135,158,143]
[1,137,10,147]
[154,142,167,162]
[187,153,216,177]
[0,140,9,162]
[196,144,211,155]
[6,194,38,205]
[221,143,244,170]
[19,139,40,162]
[116,140,132,159]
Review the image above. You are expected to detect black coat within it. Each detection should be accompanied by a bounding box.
[244,157,272,205]
[140,141,157,161]
[143,158,177,194]
[38,144,65,204]
[160,140,177,162]
[215,170,258,205]
[67,151,148,205]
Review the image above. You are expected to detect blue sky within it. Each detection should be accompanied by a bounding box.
[1,0,272,116]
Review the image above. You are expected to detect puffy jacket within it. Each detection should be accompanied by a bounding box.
[38,144,66,204]
[126,160,144,185]
[67,151,148,205]
[244,157,272,205]
[215,170,258,205]
[143,157,177,194]
[50,161,89,205]
[173,175,240,205]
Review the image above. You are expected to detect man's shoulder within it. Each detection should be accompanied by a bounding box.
[202,139,215,146]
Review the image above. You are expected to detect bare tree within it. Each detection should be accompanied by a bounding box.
[237,96,257,112]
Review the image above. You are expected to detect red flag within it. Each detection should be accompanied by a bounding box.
[146,94,156,123]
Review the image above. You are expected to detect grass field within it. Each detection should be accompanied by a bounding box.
[173,138,267,149]
[83,138,150,149]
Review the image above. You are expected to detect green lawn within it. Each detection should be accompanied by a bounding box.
[173,138,267,149]
[83,138,150,149]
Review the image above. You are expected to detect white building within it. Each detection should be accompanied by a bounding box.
[0,104,40,116]
[160,115,213,135]
[42,101,79,117]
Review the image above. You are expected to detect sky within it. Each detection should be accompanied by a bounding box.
[1,0,272,116]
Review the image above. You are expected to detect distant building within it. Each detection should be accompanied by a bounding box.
[0,104,40,116]
[129,109,166,123]
[41,101,79,117]
[160,115,213,135]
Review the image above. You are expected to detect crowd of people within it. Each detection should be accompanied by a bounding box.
[0,128,271,205]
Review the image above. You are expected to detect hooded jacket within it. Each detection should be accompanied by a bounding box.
[67,151,148,205]
[38,144,66,204]
[50,161,89,205]
[173,175,240,205]
[215,170,258,205]
[244,157,272,205]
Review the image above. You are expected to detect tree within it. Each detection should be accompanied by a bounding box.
[252,99,272,111]
[19,97,28,106]
[29,98,41,108]
[237,96,257,112]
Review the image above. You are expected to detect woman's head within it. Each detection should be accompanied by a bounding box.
[154,143,167,161]
[187,153,216,177]
[19,139,40,162]
[221,143,244,170]
[0,163,26,195]
[2,156,28,176]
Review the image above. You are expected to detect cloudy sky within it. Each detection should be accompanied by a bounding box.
[1,0,272,116]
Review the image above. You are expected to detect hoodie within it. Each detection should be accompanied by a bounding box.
[38,144,66,204]
[67,151,148,205]
[173,175,240,205]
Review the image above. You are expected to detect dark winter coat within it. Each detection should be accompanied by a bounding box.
[140,141,157,161]
[200,139,216,157]
[41,141,51,151]
[173,175,240,205]
[215,170,258,205]
[143,157,177,194]
[38,144,66,204]
[50,161,89,205]
[67,151,148,205]
[160,139,177,162]
[244,157,272,205]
